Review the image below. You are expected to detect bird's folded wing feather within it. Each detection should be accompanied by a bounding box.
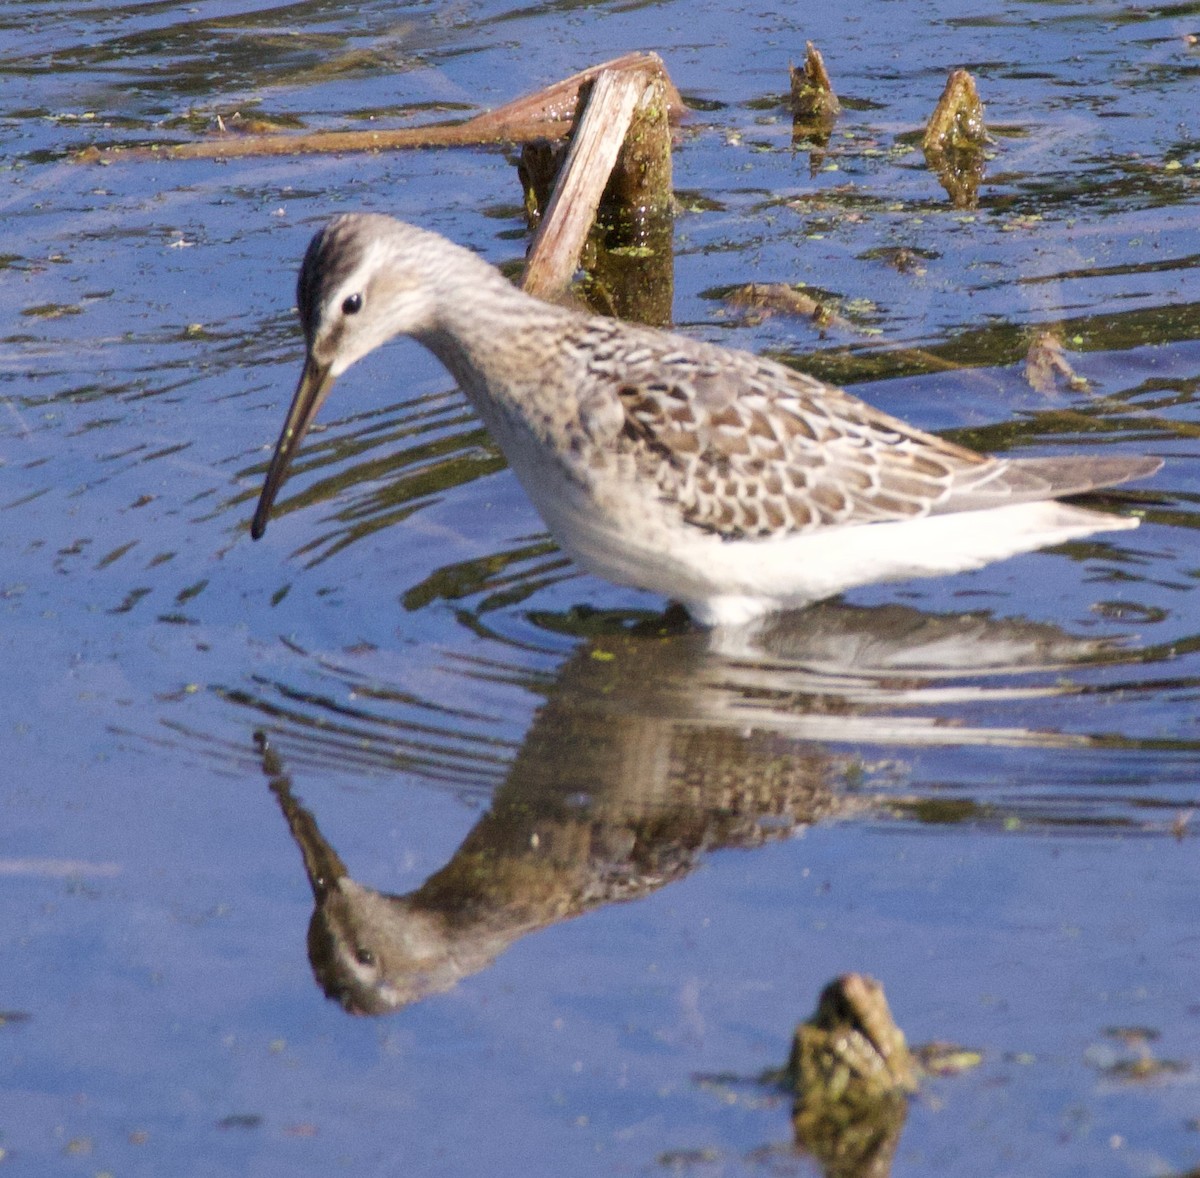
[580,330,1155,540]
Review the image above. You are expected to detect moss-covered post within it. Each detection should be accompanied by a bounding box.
[521,59,676,325]
[587,70,675,326]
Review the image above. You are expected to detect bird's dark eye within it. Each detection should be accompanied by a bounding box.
[354,945,376,967]
[342,293,363,316]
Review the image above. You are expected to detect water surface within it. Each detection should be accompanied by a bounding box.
[2,2,1199,1175]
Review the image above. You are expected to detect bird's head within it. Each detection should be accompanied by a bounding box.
[250,214,442,540]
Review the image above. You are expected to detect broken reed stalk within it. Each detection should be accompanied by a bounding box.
[521,65,671,302]
[79,51,682,163]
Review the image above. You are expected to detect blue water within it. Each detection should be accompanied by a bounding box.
[1,2,1198,1174]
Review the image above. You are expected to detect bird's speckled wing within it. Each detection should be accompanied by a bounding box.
[570,321,1151,540]
[572,324,987,538]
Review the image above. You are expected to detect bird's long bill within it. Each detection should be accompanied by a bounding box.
[250,354,335,540]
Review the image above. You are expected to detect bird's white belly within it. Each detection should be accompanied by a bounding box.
[486,404,1138,628]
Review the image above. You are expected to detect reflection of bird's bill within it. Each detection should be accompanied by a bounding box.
[251,354,334,540]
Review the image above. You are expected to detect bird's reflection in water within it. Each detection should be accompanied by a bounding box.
[255,601,1122,1015]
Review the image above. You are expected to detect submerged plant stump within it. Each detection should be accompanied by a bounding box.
[790,42,840,160]
[922,68,988,207]
[791,41,841,122]
[922,68,987,153]
[788,974,916,1178]
[1025,330,1090,394]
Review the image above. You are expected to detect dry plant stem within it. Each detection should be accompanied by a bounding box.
[522,68,648,300]
[586,71,675,325]
[82,51,682,163]
[136,119,561,161]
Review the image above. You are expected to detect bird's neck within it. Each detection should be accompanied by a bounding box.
[417,261,581,427]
